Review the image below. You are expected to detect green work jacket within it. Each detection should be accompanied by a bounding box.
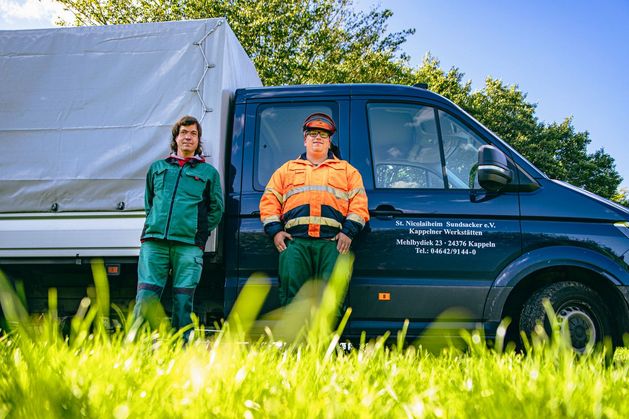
[141,155,224,248]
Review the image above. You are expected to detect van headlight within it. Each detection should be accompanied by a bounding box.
[614,221,629,239]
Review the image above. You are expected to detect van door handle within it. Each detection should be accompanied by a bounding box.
[371,204,403,219]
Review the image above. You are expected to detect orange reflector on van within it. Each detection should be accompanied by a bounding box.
[378,292,391,301]
[106,264,120,276]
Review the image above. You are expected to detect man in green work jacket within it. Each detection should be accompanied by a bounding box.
[134,115,224,339]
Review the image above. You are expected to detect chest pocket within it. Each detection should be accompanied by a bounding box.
[326,166,347,191]
[182,171,209,199]
[326,166,349,213]
[153,167,168,191]
[287,169,306,187]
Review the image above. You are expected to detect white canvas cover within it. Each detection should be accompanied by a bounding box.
[0,19,261,213]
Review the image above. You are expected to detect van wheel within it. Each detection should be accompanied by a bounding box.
[519,281,614,353]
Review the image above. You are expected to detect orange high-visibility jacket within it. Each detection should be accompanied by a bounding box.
[260,153,369,239]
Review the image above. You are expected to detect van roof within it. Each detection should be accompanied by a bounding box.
[235,83,447,104]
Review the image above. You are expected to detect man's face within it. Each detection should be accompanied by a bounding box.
[304,129,331,156]
[175,124,200,158]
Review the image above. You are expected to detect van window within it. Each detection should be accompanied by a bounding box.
[438,110,487,189]
[255,103,336,190]
[367,103,444,189]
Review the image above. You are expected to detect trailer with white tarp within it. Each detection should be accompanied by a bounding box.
[0,18,261,259]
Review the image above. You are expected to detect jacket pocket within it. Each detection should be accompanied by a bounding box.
[182,171,209,199]
[327,167,347,190]
[153,167,168,191]
[326,167,349,214]
[288,169,306,187]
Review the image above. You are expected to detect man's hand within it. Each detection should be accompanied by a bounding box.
[335,232,352,254]
[274,231,292,252]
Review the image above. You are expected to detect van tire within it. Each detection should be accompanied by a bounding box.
[519,281,614,352]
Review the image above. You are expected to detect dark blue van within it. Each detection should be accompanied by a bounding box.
[225,84,629,351]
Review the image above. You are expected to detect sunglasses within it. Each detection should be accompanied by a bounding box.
[306,130,331,139]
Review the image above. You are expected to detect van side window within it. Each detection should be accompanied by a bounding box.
[367,103,444,189]
[438,110,487,189]
[255,103,336,190]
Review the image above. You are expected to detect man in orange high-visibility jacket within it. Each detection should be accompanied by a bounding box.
[259,113,369,307]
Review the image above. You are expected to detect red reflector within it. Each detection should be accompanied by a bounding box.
[378,292,391,301]
[106,264,120,275]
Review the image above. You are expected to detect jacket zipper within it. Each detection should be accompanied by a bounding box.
[164,164,184,239]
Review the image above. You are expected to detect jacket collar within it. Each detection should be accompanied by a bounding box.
[165,153,205,166]
[297,150,338,164]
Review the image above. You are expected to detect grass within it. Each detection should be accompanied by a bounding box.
[1,259,629,418]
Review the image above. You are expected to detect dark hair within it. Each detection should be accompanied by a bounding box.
[170,115,203,155]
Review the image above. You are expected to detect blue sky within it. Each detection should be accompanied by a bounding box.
[2,0,628,189]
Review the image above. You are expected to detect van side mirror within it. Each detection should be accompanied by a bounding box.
[477,145,512,192]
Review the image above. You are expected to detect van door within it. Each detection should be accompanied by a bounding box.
[234,98,350,312]
[347,99,522,332]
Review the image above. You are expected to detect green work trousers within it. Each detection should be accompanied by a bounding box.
[278,237,339,306]
[134,239,203,335]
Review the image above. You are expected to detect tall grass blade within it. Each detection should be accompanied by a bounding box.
[90,258,110,335]
[0,270,33,338]
[226,273,271,338]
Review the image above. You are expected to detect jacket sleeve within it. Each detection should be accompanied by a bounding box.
[341,164,369,239]
[144,164,155,216]
[207,168,224,232]
[259,165,286,238]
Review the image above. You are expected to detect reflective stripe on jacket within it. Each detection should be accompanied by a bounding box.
[259,153,369,239]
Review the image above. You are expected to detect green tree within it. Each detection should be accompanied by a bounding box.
[612,187,629,207]
[409,54,473,106]
[55,0,414,86]
[534,121,622,198]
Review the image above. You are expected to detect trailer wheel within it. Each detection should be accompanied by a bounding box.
[519,281,614,353]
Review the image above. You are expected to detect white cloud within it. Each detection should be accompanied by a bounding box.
[0,0,73,29]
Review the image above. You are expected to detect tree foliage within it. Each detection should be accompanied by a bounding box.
[55,0,414,86]
[54,0,624,199]
[612,188,629,207]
